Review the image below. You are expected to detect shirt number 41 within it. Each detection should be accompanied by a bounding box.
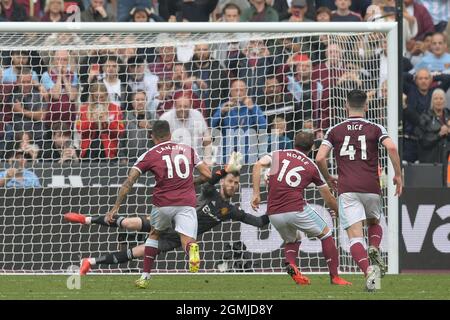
[340,135,367,160]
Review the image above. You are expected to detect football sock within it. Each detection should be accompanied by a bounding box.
[93,249,133,265]
[143,239,159,278]
[368,224,383,249]
[90,216,123,228]
[284,242,300,265]
[349,237,369,276]
[321,231,339,277]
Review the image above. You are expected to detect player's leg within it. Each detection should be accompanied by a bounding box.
[174,206,199,273]
[362,193,386,277]
[269,213,310,285]
[136,206,171,288]
[315,227,352,286]
[347,221,378,291]
[339,193,370,274]
[295,206,351,285]
[64,212,145,232]
[80,231,181,275]
[80,245,145,275]
[339,193,378,291]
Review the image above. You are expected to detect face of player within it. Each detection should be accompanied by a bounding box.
[223,8,240,22]
[194,44,210,61]
[415,69,432,91]
[432,92,446,112]
[175,96,192,120]
[220,174,240,199]
[430,34,446,57]
[335,0,351,10]
[134,11,149,22]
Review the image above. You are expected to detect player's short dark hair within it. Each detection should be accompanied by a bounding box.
[294,130,315,153]
[223,2,241,15]
[347,89,367,109]
[152,120,171,140]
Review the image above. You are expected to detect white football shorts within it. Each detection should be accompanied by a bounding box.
[150,206,198,239]
[338,192,383,229]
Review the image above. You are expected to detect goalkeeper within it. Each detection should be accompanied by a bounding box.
[64,153,270,274]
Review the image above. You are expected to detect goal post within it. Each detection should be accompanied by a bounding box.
[0,22,399,274]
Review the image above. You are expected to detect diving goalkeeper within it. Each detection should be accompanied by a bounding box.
[64,153,269,274]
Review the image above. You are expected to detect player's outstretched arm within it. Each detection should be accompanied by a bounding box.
[315,144,337,192]
[382,137,403,197]
[318,185,339,217]
[196,152,243,187]
[105,168,141,224]
[233,208,270,228]
[251,155,271,210]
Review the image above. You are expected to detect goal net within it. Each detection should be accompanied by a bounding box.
[0,23,398,274]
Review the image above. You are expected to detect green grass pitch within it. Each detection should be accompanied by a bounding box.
[1,274,449,300]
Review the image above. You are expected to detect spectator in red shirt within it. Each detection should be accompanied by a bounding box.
[76,82,124,160]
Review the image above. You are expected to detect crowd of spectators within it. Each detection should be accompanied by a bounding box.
[0,0,450,189]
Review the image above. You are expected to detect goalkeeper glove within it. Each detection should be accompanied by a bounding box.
[226,151,243,173]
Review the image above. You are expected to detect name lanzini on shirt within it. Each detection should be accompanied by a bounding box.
[155,144,187,154]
